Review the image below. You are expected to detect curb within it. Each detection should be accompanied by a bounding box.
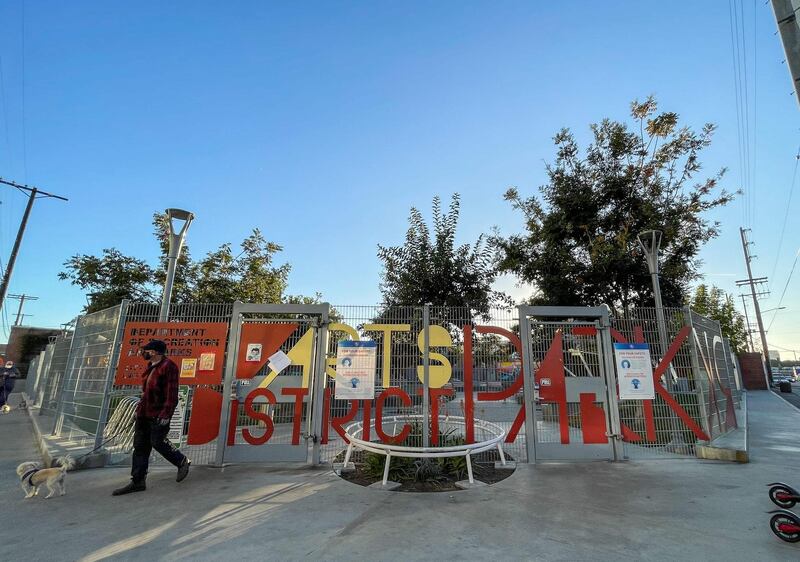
[24,393,53,468]
[694,393,749,463]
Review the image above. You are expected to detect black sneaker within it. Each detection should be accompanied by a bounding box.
[112,481,146,496]
[176,458,191,482]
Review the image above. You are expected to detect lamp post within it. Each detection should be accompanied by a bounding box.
[637,230,689,452]
[637,230,674,393]
[159,208,194,322]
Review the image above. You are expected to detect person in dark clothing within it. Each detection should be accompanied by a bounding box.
[0,360,19,411]
[113,340,190,496]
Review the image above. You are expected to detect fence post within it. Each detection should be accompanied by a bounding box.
[517,307,537,463]
[598,307,623,461]
[38,343,56,413]
[216,301,244,467]
[93,301,129,451]
[310,305,330,464]
[422,305,430,448]
[684,306,711,441]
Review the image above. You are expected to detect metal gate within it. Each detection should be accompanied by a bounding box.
[215,303,329,464]
[519,306,622,462]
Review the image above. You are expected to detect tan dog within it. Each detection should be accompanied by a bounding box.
[17,456,75,499]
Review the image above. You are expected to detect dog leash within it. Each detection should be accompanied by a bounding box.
[74,433,124,461]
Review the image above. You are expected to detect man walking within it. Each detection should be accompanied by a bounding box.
[113,340,190,495]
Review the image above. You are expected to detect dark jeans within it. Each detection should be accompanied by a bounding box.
[0,380,13,407]
[131,417,186,483]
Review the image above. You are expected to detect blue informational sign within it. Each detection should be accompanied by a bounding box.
[334,340,378,399]
[613,343,655,400]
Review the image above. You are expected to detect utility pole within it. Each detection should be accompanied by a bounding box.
[738,227,772,382]
[0,178,68,317]
[8,293,38,326]
[739,294,756,353]
[16,313,32,325]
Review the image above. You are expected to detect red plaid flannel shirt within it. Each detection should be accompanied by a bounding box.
[136,357,180,419]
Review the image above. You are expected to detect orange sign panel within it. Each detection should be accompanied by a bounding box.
[114,322,228,386]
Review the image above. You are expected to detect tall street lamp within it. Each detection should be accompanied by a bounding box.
[159,208,194,322]
[637,230,674,393]
[638,229,687,452]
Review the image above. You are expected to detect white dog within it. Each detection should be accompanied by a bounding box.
[17,456,75,499]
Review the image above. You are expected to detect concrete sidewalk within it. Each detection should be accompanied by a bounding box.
[2,390,800,561]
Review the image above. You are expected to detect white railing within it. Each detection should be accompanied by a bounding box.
[343,415,507,486]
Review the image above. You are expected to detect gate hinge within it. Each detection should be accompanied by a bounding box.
[605,432,623,440]
[305,433,319,443]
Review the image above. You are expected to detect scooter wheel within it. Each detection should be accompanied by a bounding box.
[770,513,800,543]
[769,485,798,509]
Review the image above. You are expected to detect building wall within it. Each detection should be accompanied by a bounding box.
[737,352,768,390]
[5,326,62,377]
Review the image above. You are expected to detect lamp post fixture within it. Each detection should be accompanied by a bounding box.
[637,230,674,393]
[637,229,690,452]
[159,208,194,322]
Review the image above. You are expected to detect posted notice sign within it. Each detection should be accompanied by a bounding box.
[115,322,228,386]
[614,342,655,400]
[334,340,377,400]
[168,386,190,447]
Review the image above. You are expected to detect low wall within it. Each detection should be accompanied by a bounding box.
[737,353,767,390]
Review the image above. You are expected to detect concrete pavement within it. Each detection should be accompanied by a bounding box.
[1,390,800,561]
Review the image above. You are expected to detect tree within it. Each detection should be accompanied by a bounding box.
[377,193,507,320]
[60,219,307,312]
[690,284,749,353]
[192,229,290,304]
[493,97,735,313]
[59,249,157,312]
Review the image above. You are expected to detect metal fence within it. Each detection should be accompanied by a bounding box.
[24,300,743,467]
[25,352,41,401]
[33,345,54,408]
[321,306,525,463]
[109,302,233,465]
[53,304,126,448]
[610,307,742,459]
[38,332,74,415]
[689,310,742,440]
[611,307,702,458]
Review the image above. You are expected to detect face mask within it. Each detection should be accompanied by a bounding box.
[4,363,11,369]
[142,351,153,361]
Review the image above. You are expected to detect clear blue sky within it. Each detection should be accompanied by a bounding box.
[0,1,798,355]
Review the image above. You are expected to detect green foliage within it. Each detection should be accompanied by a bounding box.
[192,229,290,304]
[377,194,508,319]
[58,249,157,312]
[690,284,749,353]
[59,213,315,312]
[360,422,469,484]
[493,97,735,313]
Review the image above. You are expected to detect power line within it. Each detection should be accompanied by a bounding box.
[20,0,27,181]
[752,0,758,226]
[730,0,750,228]
[770,146,800,285]
[768,246,800,332]
[739,0,753,226]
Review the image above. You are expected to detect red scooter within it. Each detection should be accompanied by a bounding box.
[768,482,800,509]
[767,483,800,543]
[768,509,800,543]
